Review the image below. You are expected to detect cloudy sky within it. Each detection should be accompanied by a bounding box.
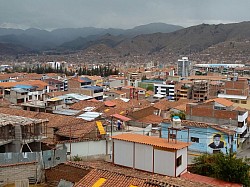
[1,0,250,30]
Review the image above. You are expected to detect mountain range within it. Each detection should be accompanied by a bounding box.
[0,23,183,53]
[1,21,250,57]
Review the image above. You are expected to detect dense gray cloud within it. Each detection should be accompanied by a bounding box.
[0,0,250,30]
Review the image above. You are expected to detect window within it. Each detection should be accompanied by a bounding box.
[191,137,199,143]
[169,133,176,139]
[238,122,244,128]
[176,155,182,167]
[241,100,247,104]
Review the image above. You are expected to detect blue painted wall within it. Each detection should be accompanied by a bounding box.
[161,123,237,154]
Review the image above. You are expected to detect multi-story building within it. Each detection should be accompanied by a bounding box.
[192,80,209,102]
[177,57,192,77]
[154,81,176,100]
[43,78,65,92]
[0,113,48,152]
[218,77,250,109]
[186,98,249,147]
[175,81,192,100]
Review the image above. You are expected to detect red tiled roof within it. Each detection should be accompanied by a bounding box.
[104,100,116,107]
[70,161,213,187]
[137,114,163,124]
[111,114,131,122]
[163,119,236,135]
[210,98,234,107]
[181,172,242,187]
[55,121,96,138]
[112,133,190,150]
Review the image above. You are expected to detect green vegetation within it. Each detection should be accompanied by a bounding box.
[12,64,119,77]
[170,111,186,120]
[72,155,82,161]
[190,153,250,186]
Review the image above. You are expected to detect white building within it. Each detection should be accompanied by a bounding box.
[154,82,175,100]
[112,133,190,177]
[177,57,192,77]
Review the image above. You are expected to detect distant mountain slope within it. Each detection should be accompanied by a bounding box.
[123,22,183,36]
[0,23,183,51]
[0,42,32,55]
[114,21,250,55]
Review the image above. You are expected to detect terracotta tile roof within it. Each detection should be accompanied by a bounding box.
[0,80,48,89]
[138,114,163,124]
[109,89,126,95]
[173,103,187,112]
[128,99,151,109]
[112,133,190,150]
[210,98,234,107]
[181,172,242,187]
[75,169,168,187]
[70,161,213,187]
[163,119,236,135]
[124,85,135,89]
[83,75,102,81]
[55,121,96,138]
[104,100,116,107]
[0,108,85,128]
[154,99,190,111]
[111,114,131,122]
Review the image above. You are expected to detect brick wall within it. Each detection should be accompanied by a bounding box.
[0,162,37,185]
[68,79,80,90]
[224,80,249,96]
[129,106,155,120]
[186,103,238,125]
[45,163,89,184]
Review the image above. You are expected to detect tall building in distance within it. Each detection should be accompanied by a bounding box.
[177,57,192,77]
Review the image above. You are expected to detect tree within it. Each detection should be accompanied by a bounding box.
[190,153,250,186]
[146,85,154,91]
[170,111,186,120]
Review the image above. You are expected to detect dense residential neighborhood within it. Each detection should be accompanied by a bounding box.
[0,57,249,186]
[1,2,250,185]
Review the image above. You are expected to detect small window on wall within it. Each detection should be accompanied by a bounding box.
[176,155,182,167]
[213,149,221,154]
[191,137,199,143]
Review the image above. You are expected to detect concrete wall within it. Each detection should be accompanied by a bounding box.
[114,140,134,168]
[0,162,37,185]
[176,147,187,176]
[154,148,175,176]
[113,138,188,177]
[186,115,238,126]
[134,143,153,172]
[58,140,111,158]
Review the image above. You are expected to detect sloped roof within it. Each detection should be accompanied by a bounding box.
[181,172,242,187]
[211,98,234,107]
[163,119,236,135]
[69,161,214,187]
[112,133,190,150]
[137,114,163,124]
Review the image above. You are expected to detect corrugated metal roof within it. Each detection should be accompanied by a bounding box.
[77,112,102,121]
